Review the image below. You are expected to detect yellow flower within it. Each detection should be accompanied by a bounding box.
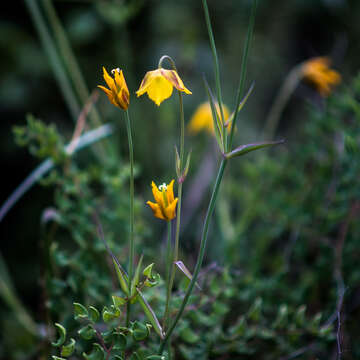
[147,180,178,221]
[301,57,341,97]
[136,68,192,106]
[98,66,130,110]
[187,102,230,135]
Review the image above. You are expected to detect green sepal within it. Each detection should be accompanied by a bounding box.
[136,288,164,339]
[143,263,154,278]
[174,145,181,179]
[175,261,201,290]
[112,258,129,296]
[74,302,88,320]
[144,272,160,288]
[52,323,66,347]
[130,255,143,297]
[61,338,76,357]
[112,295,126,307]
[78,324,96,340]
[88,306,100,323]
[82,343,105,360]
[225,139,285,159]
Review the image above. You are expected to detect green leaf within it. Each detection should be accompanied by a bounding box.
[74,302,88,320]
[175,261,201,290]
[295,305,306,326]
[146,356,165,360]
[88,306,100,322]
[143,263,154,278]
[78,324,96,340]
[52,357,66,360]
[180,327,200,344]
[82,343,105,360]
[102,305,121,322]
[129,353,141,360]
[112,332,127,350]
[131,255,143,297]
[61,338,76,357]
[248,297,262,322]
[225,139,285,159]
[112,258,129,295]
[52,323,66,347]
[132,321,150,341]
[136,288,164,339]
[273,304,288,329]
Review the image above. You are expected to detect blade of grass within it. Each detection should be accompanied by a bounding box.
[228,0,258,151]
[24,0,80,122]
[41,0,102,128]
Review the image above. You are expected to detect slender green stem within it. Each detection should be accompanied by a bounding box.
[158,159,228,354]
[228,0,257,152]
[25,0,80,122]
[163,221,173,328]
[202,0,226,149]
[125,110,135,327]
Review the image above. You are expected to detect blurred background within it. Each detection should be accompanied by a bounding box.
[1,0,360,359]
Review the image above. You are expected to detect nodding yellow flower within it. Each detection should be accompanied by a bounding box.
[301,57,341,97]
[136,68,192,106]
[188,102,230,135]
[98,67,130,110]
[147,180,178,221]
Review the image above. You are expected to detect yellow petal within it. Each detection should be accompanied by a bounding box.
[147,201,166,220]
[160,69,192,95]
[97,85,117,107]
[102,67,117,94]
[167,180,175,204]
[136,71,156,97]
[151,181,163,205]
[164,198,178,220]
[146,75,173,106]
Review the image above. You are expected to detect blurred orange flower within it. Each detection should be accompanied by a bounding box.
[302,57,341,97]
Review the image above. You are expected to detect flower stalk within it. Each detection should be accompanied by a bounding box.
[125,109,135,327]
[158,159,227,354]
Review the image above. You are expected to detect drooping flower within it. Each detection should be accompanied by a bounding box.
[147,180,178,221]
[136,68,191,106]
[98,67,130,110]
[301,57,341,97]
[188,102,231,135]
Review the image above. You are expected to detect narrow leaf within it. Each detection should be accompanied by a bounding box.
[112,258,129,296]
[136,288,164,339]
[175,261,201,290]
[226,82,255,127]
[174,145,181,179]
[203,76,224,152]
[225,139,285,159]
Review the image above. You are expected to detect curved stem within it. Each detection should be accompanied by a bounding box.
[158,159,227,354]
[125,110,135,326]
